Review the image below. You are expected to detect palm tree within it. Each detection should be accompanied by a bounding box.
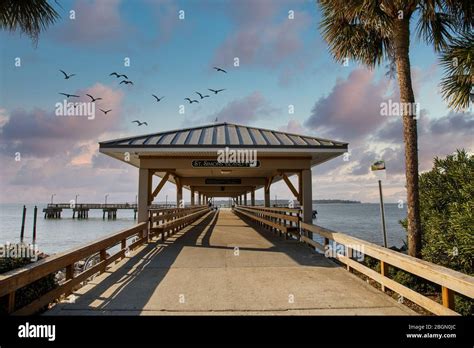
[0,0,59,44]
[440,31,473,111]
[318,0,472,258]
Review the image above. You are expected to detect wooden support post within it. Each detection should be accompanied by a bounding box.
[244,193,247,206]
[301,169,313,238]
[66,264,74,280]
[441,286,455,310]
[100,249,107,273]
[190,187,195,206]
[264,177,271,207]
[346,247,352,272]
[138,168,152,222]
[251,188,255,206]
[7,292,15,313]
[380,261,389,292]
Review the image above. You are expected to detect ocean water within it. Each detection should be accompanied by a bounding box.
[0,203,407,255]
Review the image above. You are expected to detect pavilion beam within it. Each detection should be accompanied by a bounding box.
[140,158,312,170]
[251,188,255,206]
[280,172,300,201]
[151,172,170,199]
[244,193,247,205]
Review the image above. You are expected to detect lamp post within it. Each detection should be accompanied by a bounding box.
[105,194,109,206]
[75,194,79,207]
[165,195,168,207]
[50,193,56,204]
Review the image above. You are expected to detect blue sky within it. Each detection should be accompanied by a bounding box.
[0,0,472,204]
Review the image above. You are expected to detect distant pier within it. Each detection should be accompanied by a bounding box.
[43,203,169,220]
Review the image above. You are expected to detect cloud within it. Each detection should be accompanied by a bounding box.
[304,68,394,144]
[0,84,124,158]
[212,1,312,75]
[187,91,279,125]
[53,0,129,45]
[278,119,306,134]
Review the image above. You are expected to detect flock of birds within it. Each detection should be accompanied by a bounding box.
[58,66,228,126]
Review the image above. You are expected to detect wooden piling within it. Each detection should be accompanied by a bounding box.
[32,206,37,245]
[20,205,26,243]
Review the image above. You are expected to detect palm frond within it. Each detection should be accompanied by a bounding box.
[319,0,394,67]
[439,31,474,111]
[416,1,456,51]
[0,0,60,44]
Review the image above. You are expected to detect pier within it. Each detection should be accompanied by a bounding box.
[43,203,168,220]
[2,123,472,316]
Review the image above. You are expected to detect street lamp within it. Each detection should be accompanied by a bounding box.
[51,193,56,204]
[75,194,79,206]
[165,195,168,207]
[105,194,109,206]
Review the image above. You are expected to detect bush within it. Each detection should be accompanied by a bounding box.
[400,149,473,315]
[0,256,57,314]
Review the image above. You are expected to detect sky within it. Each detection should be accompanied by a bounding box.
[0,0,472,204]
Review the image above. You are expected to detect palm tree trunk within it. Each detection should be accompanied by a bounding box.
[393,17,422,258]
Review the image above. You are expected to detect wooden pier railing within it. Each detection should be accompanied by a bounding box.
[0,206,210,315]
[149,205,211,240]
[233,205,474,316]
[234,205,301,239]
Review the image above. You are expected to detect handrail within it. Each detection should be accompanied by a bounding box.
[239,205,301,214]
[0,222,148,315]
[233,205,301,239]
[300,222,474,316]
[235,205,300,223]
[150,206,207,224]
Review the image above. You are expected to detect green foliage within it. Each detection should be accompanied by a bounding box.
[400,149,473,315]
[417,149,473,274]
[0,256,58,314]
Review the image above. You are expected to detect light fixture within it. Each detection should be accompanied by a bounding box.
[220,169,232,174]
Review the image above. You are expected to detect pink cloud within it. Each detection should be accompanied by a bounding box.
[304,68,393,144]
[54,0,128,45]
[0,83,124,157]
[212,2,312,70]
[187,91,279,126]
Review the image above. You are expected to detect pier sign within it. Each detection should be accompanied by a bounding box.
[192,160,260,168]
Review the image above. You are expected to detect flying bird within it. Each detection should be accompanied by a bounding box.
[185,98,199,104]
[100,109,112,115]
[132,120,148,126]
[86,94,102,102]
[208,88,225,94]
[152,94,165,102]
[213,67,227,73]
[195,92,210,99]
[110,72,128,79]
[59,92,80,98]
[59,70,76,79]
[120,80,134,85]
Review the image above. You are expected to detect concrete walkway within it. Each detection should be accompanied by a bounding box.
[46,209,415,315]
